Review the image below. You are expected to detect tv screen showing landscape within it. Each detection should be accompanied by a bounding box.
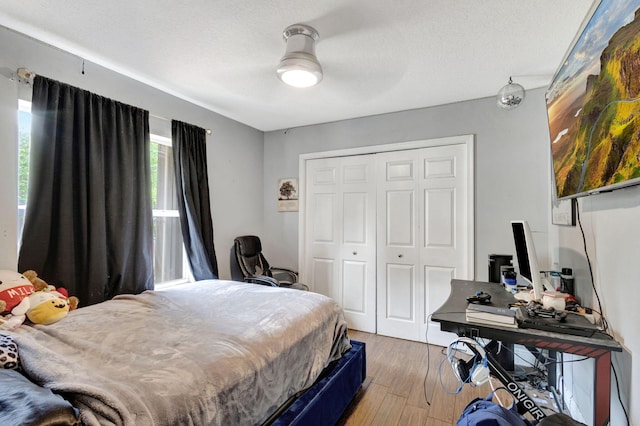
[546,0,640,200]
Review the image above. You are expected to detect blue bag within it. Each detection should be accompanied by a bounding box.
[457,392,533,426]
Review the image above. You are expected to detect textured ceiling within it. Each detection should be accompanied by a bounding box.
[0,0,595,131]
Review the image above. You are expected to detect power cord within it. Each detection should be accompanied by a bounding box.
[423,311,476,404]
[488,380,505,407]
[438,337,489,394]
[575,200,607,332]
[497,341,590,370]
[575,199,628,425]
[423,317,432,407]
[611,359,630,426]
[438,344,468,394]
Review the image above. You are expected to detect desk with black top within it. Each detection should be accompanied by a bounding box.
[431,279,622,426]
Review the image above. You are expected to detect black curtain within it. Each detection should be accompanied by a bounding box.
[18,76,154,306]
[172,120,218,280]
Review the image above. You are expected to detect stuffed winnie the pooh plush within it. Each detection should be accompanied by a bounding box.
[9,271,79,326]
[22,270,79,311]
[12,291,70,325]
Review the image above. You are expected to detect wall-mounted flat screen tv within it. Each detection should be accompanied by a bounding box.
[547,0,640,200]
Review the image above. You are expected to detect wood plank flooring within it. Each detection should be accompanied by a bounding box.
[338,330,499,426]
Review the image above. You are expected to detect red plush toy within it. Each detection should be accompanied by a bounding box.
[0,270,34,330]
[0,270,35,314]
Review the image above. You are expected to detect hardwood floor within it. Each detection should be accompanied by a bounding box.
[337,330,496,426]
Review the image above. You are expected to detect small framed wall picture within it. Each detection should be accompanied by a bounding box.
[551,198,576,226]
[278,178,299,212]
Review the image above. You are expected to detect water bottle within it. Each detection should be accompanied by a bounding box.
[502,270,517,293]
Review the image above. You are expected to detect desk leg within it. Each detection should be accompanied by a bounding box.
[594,352,611,426]
[485,341,514,372]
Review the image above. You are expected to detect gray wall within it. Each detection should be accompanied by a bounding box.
[0,26,264,280]
[1,23,636,425]
[263,88,552,279]
[263,89,636,425]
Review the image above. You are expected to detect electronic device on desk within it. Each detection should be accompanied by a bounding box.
[446,337,490,388]
[466,302,518,328]
[524,300,567,321]
[516,301,598,337]
[511,220,555,305]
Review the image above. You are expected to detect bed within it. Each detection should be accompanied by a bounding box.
[1,280,365,425]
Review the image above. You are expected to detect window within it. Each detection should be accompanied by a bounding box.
[17,100,31,241]
[150,135,190,286]
[16,102,188,286]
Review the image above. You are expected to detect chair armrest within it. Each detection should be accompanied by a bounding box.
[270,267,298,284]
[244,275,279,287]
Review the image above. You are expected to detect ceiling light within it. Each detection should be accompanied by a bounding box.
[496,77,525,110]
[277,24,322,88]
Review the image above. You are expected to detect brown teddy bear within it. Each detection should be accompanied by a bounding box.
[20,270,48,292]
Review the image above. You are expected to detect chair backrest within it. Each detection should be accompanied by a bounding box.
[233,236,273,280]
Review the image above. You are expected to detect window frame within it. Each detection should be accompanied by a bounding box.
[150,133,191,288]
[17,99,32,246]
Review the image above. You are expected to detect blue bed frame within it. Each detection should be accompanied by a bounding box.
[270,340,366,426]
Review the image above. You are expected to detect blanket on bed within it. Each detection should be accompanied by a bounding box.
[10,280,351,426]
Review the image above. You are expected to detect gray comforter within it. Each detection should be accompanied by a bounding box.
[11,280,351,425]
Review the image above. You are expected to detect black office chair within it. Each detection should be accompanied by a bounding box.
[231,235,308,290]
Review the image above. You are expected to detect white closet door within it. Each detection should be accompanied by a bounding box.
[304,155,377,332]
[376,151,421,340]
[301,137,473,344]
[377,144,468,345]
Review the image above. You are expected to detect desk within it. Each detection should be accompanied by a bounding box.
[432,279,622,426]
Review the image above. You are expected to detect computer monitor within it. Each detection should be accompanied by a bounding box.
[511,220,545,301]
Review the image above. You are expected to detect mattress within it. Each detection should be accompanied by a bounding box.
[10,280,351,425]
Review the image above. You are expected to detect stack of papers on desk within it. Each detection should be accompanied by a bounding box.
[465,303,518,328]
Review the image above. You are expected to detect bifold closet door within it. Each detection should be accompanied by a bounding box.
[304,155,377,333]
[376,144,469,346]
[303,141,471,344]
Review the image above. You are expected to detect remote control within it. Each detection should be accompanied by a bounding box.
[466,291,491,304]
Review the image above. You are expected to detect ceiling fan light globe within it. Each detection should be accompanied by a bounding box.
[277,57,323,87]
[279,69,320,88]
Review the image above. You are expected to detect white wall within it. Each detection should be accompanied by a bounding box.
[0,75,18,269]
[0,26,264,279]
[551,191,638,425]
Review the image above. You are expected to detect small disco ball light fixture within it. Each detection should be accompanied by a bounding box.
[497,77,525,110]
